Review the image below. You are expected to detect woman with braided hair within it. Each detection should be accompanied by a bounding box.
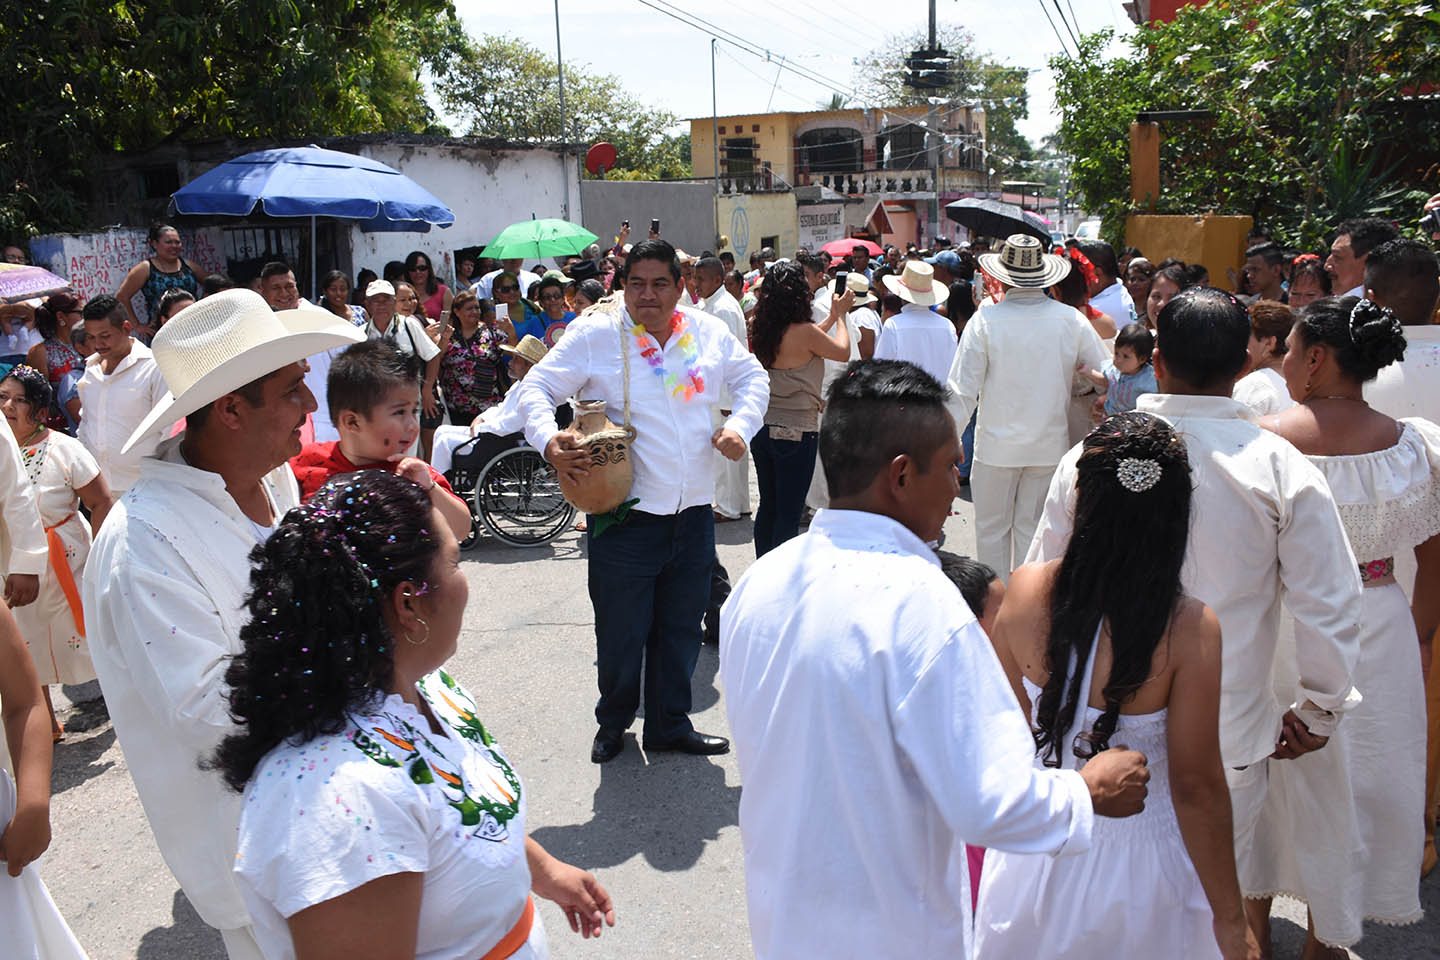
[1247,296,1437,957]
[210,471,614,959]
[975,412,1260,960]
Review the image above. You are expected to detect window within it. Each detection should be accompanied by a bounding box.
[797,127,861,173]
[880,124,929,170]
[760,235,778,251]
[140,165,181,200]
[723,137,758,176]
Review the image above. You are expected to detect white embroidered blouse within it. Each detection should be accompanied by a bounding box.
[235,669,545,960]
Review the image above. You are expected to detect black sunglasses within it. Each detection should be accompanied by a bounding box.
[495,284,519,293]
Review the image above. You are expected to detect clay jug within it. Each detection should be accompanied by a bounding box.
[557,399,636,514]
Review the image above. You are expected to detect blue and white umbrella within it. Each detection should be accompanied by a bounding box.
[172,145,455,290]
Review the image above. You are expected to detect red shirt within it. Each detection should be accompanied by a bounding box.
[290,441,455,501]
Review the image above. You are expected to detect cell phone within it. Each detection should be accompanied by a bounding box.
[834,269,849,290]
[1425,208,1440,235]
[622,219,629,229]
[651,218,661,234]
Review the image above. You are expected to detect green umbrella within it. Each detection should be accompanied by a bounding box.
[479,218,600,260]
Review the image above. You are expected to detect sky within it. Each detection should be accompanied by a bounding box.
[447,0,1137,146]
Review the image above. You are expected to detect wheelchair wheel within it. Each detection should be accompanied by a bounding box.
[474,446,577,547]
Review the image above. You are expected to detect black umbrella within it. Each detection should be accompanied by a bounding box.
[945,198,1052,246]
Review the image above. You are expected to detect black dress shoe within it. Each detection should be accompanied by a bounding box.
[642,730,730,755]
[591,728,625,764]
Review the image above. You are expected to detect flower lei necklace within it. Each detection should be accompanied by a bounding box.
[632,310,705,401]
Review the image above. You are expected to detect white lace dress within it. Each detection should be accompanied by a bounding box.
[1248,418,1439,946]
[974,631,1220,959]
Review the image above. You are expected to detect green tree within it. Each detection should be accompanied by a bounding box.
[852,26,1033,179]
[430,34,692,181]
[1050,1,1440,249]
[0,0,461,239]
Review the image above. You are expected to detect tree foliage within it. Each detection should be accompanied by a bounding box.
[429,33,692,182]
[1051,1,1440,249]
[852,26,1034,179]
[0,0,459,239]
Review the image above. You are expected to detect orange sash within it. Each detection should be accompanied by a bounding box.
[44,514,84,638]
[478,896,534,960]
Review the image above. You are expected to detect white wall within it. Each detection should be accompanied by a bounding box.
[346,143,581,287]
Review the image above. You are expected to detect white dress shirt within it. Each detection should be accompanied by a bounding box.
[515,304,769,515]
[1027,393,1363,767]
[948,288,1109,468]
[700,287,749,407]
[474,269,543,301]
[76,341,170,492]
[1088,279,1136,327]
[0,426,46,577]
[83,436,301,931]
[721,509,1093,960]
[1232,365,1296,417]
[873,302,958,385]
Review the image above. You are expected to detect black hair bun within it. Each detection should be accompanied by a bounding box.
[1349,299,1407,371]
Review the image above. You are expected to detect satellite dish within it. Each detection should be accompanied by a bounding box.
[585,142,618,178]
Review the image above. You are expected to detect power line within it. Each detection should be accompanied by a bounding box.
[1034,0,1075,58]
[1050,0,1082,52]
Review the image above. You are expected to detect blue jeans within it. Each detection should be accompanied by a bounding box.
[751,424,819,557]
[960,411,976,479]
[586,505,714,739]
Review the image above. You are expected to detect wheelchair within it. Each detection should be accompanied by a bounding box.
[443,432,576,548]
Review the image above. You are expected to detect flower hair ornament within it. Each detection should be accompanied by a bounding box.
[1293,253,1321,266]
[1116,457,1163,493]
[1064,247,1099,289]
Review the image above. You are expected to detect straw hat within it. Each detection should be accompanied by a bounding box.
[881,261,945,306]
[121,288,365,453]
[828,271,876,306]
[500,334,548,366]
[977,234,1071,288]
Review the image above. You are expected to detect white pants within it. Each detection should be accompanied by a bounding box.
[713,408,751,518]
[221,925,265,960]
[972,461,1056,581]
[1225,760,1270,894]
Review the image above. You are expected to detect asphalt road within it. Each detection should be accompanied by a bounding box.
[39,480,1440,959]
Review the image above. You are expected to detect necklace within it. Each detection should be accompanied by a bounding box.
[632,311,705,401]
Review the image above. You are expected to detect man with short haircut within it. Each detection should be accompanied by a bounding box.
[1076,239,1136,325]
[1326,216,1401,297]
[873,261,957,385]
[1242,242,1288,303]
[719,250,736,273]
[925,248,962,287]
[473,257,542,301]
[515,239,769,764]
[848,245,873,280]
[695,257,751,521]
[948,236,1107,578]
[1027,286,1363,944]
[76,294,170,496]
[1359,237,1440,875]
[721,359,1150,959]
[84,289,363,959]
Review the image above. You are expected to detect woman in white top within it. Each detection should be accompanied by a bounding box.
[976,412,1259,960]
[0,366,112,741]
[1251,296,1436,957]
[210,471,614,960]
[1051,250,1118,446]
[1233,300,1297,417]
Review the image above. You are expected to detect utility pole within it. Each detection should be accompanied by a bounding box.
[927,0,940,244]
[554,0,570,221]
[712,38,722,251]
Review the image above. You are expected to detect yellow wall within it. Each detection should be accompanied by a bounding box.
[1125,214,1254,293]
[717,192,799,261]
[692,114,799,183]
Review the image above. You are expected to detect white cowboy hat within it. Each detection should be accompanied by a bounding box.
[121,288,365,453]
[829,271,877,306]
[500,334,548,365]
[882,260,945,306]
[977,234,1071,288]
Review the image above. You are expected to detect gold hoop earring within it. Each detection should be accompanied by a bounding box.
[407,616,429,646]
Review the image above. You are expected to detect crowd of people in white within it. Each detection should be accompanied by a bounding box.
[0,197,1437,960]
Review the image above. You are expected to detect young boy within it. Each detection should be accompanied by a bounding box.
[937,550,1004,636]
[1078,322,1158,417]
[289,340,471,538]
